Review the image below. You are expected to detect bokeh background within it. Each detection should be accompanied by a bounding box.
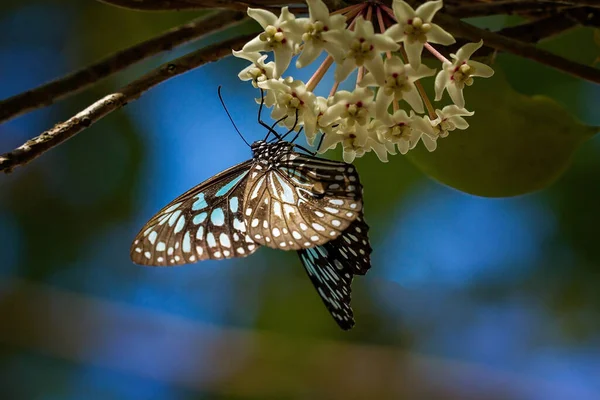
[1,1,600,399]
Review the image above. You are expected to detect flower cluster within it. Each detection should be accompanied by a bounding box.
[234,0,494,163]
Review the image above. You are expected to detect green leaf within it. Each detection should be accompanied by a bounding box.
[406,69,598,197]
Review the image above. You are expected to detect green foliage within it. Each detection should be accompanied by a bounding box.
[406,70,598,197]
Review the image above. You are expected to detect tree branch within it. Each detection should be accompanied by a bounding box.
[97,0,311,12]
[0,10,247,124]
[435,12,600,84]
[0,33,258,173]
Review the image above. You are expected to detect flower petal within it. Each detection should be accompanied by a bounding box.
[434,69,449,101]
[393,0,416,21]
[402,84,425,113]
[247,8,277,29]
[296,42,323,68]
[364,56,386,86]
[447,84,465,108]
[307,0,329,21]
[415,0,443,22]
[384,24,404,42]
[456,40,483,61]
[343,149,357,163]
[468,60,495,78]
[426,24,456,45]
[334,58,357,84]
[421,134,438,152]
[242,36,269,53]
[449,116,470,130]
[371,34,401,52]
[404,42,424,69]
[273,47,293,78]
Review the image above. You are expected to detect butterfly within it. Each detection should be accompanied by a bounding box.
[130,92,372,329]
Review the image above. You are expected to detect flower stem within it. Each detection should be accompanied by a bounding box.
[424,42,450,64]
[306,55,334,92]
[331,3,363,16]
[400,46,436,119]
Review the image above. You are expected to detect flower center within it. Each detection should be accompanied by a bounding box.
[248,66,267,85]
[279,92,304,115]
[348,37,375,65]
[342,133,362,151]
[403,17,432,44]
[259,25,288,49]
[343,102,369,126]
[451,62,475,88]
[302,20,327,42]
[384,123,411,142]
[383,72,411,100]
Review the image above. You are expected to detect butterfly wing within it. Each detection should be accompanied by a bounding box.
[131,160,258,266]
[297,216,372,330]
[245,149,363,250]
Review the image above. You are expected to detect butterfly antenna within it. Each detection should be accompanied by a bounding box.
[218,86,250,147]
[258,88,282,141]
[315,132,326,153]
[280,108,300,141]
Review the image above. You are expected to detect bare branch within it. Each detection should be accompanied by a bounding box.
[0,10,247,124]
[0,33,258,173]
[435,12,600,84]
[97,0,311,12]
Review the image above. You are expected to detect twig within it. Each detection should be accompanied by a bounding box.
[97,0,310,13]
[436,12,600,84]
[0,33,257,173]
[0,10,247,124]
[446,1,576,18]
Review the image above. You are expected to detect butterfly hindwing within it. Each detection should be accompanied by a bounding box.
[297,216,372,330]
[244,145,363,250]
[131,161,258,266]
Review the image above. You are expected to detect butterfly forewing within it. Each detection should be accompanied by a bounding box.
[297,216,372,330]
[131,161,258,266]
[244,145,363,250]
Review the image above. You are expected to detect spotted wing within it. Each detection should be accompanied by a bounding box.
[297,216,372,330]
[244,151,363,250]
[131,161,258,266]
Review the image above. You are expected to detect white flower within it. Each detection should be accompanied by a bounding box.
[258,78,318,138]
[243,7,302,78]
[372,109,436,154]
[319,87,375,128]
[430,105,474,137]
[319,123,389,163]
[414,105,474,151]
[323,16,399,85]
[233,50,275,87]
[288,0,347,68]
[360,56,435,115]
[386,0,455,69]
[434,40,495,108]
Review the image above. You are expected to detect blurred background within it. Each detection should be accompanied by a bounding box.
[1,1,599,399]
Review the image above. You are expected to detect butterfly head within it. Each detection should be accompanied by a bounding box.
[251,140,294,161]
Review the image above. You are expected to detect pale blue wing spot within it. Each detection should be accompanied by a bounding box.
[148,231,158,245]
[207,232,216,247]
[192,193,208,211]
[164,202,182,213]
[156,242,166,252]
[168,210,182,227]
[215,171,249,197]
[196,226,204,240]
[193,212,207,225]
[211,208,225,226]
[182,231,191,253]
[229,197,239,213]
[174,215,186,234]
